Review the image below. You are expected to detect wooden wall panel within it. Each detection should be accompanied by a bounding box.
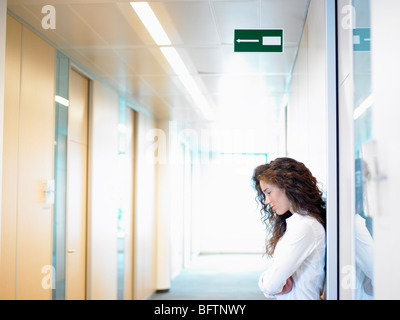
[0,14,22,300]
[16,27,56,300]
[1,16,56,300]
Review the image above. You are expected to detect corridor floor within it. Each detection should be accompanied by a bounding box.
[148,254,271,300]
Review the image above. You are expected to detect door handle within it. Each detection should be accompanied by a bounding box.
[67,249,76,253]
[44,179,55,204]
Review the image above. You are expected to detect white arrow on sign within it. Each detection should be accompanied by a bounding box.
[236,39,259,43]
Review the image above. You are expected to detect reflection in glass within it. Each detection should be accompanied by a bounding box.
[353,0,374,300]
[354,158,374,299]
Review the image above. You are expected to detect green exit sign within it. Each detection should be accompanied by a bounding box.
[234,29,284,53]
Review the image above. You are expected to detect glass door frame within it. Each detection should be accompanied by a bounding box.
[325,0,339,301]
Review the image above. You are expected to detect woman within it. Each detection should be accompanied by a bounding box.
[252,157,326,300]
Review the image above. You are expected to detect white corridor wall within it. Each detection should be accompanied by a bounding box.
[287,0,328,189]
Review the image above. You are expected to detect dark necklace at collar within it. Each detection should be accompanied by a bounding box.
[280,210,293,220]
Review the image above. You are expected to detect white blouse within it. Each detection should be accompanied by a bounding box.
[258,213,326,300]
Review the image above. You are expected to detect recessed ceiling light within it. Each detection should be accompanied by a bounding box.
[159,47,189,76]
[130,2,171,46]
[130,1,214,121]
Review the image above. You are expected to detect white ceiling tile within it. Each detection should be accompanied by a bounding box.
[7,0,309,126]
[76,48,136,77]
[143,75,186,97]
[163,1,220,45]
[170,106,200,122]
[163,95,193,110]
[23,4,108,47]
[200,75,222,95]
[213,0,259,44]
[116,48,166,76]
[114,75,157,98]
[60,48,108,76]
[187,47,225,74]
[260,0,308,43]
[70,3,144,47]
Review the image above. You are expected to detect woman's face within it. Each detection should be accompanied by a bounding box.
[259,180,293,215]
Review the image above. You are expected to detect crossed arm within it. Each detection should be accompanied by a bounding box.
[258,222,315,297]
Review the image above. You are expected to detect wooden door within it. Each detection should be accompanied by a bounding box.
[65,69,89,300]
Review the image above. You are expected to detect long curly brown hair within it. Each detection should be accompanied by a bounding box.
[252,157,326,256]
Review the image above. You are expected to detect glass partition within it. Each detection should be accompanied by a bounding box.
[352,0,374,300]
[117,97,127,300]
[52,51,69,300]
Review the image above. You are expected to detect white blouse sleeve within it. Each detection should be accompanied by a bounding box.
[258,221,316,296]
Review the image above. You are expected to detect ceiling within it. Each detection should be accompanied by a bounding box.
[7,0,309,152]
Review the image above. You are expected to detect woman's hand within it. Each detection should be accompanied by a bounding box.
[276,277,293,295]
[363,276,373,296]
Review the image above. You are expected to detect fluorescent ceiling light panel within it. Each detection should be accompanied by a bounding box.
[161,47,215,120]
[178,74,215,121]
[130,2,171,46]
[130,2,214,121]
[160,47,189,75]
[178,74,202,97]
